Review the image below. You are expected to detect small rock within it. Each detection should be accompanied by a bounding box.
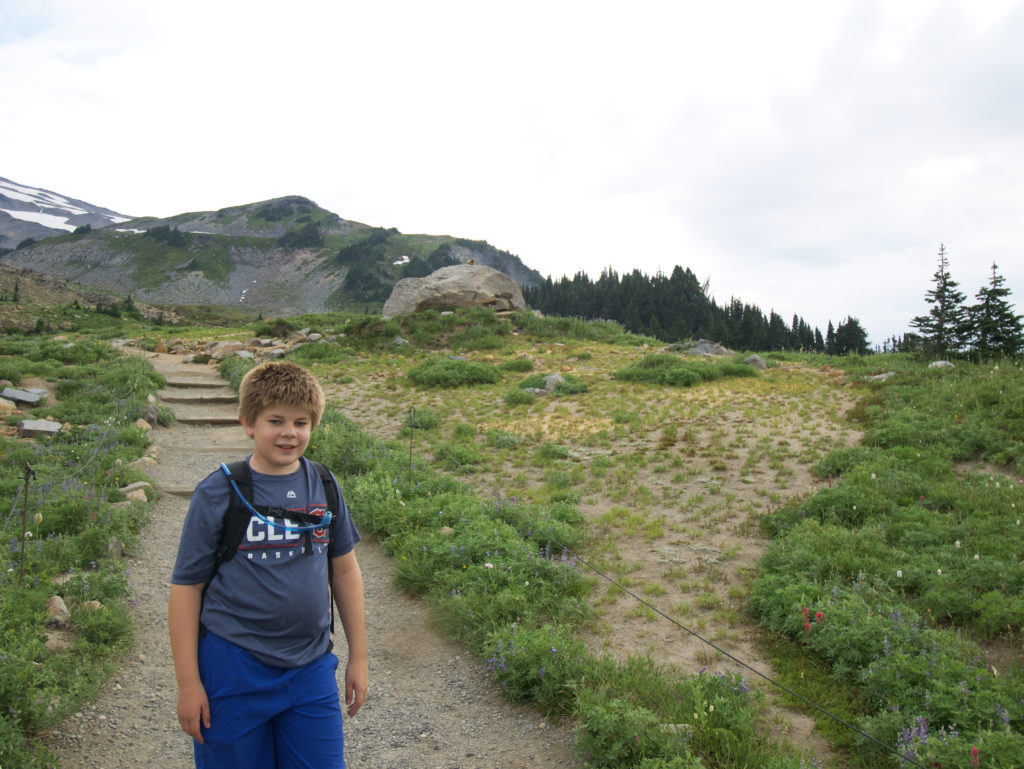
[46,595,71,628]
[207,340,244,359]
[18,419,62,438]
[543,373,565,393]
[743,354,767,371]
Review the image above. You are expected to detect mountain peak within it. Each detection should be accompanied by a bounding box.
[0,176,132,249]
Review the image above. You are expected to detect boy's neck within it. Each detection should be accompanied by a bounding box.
[248,455,302,476]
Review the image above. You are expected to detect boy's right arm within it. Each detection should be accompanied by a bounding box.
[168,582,210,743]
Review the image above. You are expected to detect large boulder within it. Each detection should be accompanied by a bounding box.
[688,339,735,357]
[382,264,526,318]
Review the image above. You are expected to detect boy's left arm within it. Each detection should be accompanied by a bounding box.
[331,549,368,717]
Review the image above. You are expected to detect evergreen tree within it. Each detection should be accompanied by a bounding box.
[967,262,1024,358]
[833,316,869,355]
[909,244,968,356]
[766,311,789,351]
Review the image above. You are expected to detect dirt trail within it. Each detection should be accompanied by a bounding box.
[44,351,579,769]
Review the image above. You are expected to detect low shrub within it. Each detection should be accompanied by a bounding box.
[499,357,535,372]
[504,388,536,406]
[434,441,481,471]
[398,407,441,434]
[287,341,354,364]
[614,355,755,387]
[407,357,502,388]
[517,372,589,396]
[485,429,520,448]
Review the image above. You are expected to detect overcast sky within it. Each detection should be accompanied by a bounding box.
[2,0,1022,345]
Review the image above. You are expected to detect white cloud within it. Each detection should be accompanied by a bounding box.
[1,0,1022,345]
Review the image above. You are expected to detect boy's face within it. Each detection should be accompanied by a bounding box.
[240,403,313,475]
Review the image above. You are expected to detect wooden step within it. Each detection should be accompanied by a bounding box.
[160,393,238,404]
[174,414,241,425]
[163,379,230,388]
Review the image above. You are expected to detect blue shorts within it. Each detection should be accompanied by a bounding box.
[195,631,345,769]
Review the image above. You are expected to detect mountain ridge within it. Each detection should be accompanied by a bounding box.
[0,177,543,314]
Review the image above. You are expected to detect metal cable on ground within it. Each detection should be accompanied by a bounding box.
[547,540,926,769]
[465,478,928,769]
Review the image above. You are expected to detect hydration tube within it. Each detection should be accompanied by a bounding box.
[219,463,333,533]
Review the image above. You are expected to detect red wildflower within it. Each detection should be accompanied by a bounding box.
[970,745,979,768]
[804,621,811,635]
[815,611,824,624]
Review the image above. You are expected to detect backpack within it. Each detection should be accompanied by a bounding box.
[209,459,341,631]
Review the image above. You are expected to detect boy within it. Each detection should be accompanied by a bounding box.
[169,360,368,768]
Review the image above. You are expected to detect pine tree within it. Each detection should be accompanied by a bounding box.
[833,316,869,355]
[909,244,968,356]
[967,262,1024,358]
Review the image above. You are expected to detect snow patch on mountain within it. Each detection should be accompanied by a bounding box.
[0,176,133,248]
[3,209,77,231]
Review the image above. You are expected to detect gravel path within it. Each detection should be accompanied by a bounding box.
[43,352,581,769]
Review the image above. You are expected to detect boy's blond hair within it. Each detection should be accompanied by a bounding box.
[238,361,325,428]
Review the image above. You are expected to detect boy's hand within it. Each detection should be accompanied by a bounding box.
[344,658,369,717]
[177,682,211,743]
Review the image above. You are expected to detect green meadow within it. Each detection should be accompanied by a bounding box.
[1,304,1021,768]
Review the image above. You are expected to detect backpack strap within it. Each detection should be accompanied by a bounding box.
[210,460,254,580]
[309,459,340,635]
[309,460,340,558]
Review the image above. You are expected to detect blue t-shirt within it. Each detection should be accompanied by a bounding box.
[171,456,360,668]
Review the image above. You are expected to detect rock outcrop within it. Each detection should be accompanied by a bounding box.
[382,264,527,318]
